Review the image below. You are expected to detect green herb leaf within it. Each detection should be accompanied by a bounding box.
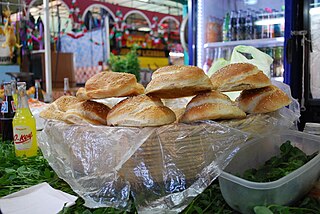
[254,206,274,214]
[240,141,319,182]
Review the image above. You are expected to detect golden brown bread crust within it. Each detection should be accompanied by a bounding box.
[145,65,213,98]
[76,72,145,100]
[210,63,271,92]
[180,91,246,123]
[63,100,110,125]
[107,94,176,127]
[76,87,89,101]
[39,96,80,121]
[237,85,292,113]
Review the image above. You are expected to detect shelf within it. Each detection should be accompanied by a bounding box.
[204,37,285,49]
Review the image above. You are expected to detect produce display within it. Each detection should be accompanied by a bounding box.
[34,63,307,213]
[240,141,319,182]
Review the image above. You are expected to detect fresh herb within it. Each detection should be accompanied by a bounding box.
[254,197,320,214]
[108,45,141,82]
[241,141,318,182]
[0,142,137,214]
[181,180,235,214]
[1,141,319,214]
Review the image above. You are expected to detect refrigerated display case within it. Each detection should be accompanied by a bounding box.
[188,0,285,81]
[188,0,320,129]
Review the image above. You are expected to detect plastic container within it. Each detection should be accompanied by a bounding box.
[218,130,320,214]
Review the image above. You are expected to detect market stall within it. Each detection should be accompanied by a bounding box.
[0,1,320,214]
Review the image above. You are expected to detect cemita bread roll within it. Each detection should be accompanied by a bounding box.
[237,85,292,113]
[76,71,145,100]
[210,63,271,92]
[180,91,246,123]
[107,94,176,127]
[63,100,110,125]
[145,65,213,98]
[40,96,80,121]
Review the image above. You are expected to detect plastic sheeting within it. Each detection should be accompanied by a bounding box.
[38,121,248,213]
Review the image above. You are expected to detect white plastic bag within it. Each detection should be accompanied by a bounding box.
[208,45,273,78]
[230,45,273,77]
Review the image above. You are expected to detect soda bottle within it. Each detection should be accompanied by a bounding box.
[250,10,257,39]
[230,11,237,41]
[273,47,284,77]
[280,7,285,37]
[13,82,38,157]
[272,10,280,38]
[35,79,44,102]
[11,79,17,107]
[245,10,253,40]
[64,78,72,95]
[222,12,230,42]
[203,49,213,74]
[238,10,246,41]
[1,82,16,142]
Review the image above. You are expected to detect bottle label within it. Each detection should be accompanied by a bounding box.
[14,126,33,151]
[1,101,8,113]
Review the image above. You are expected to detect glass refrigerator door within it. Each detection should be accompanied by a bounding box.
[309,2,320,99]
[195,0,285,80]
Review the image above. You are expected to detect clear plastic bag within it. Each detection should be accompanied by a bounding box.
[38,120,248,212]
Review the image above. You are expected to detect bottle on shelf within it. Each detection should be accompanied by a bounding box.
[13,82,38,157]
[230,10,237,41]
[206,16,222,43]
[1,82,16,142]
[273,10,282,38]
[63,78,72,96]
[273,46,284,77]
[222,12,230,42]
[34,79,44,102]
[245,10,253,40]
[203,49,214,74]
[254,10,262,39]
[236,10,246,41]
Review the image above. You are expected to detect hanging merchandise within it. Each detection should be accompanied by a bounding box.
[2,6,22,59]
[89,38,104,46]
[67,0,87,39]
[110,9,125,48]
[150,16,161,45]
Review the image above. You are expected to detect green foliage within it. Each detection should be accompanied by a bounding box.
[1,141,319,214]
[241,141,318,182]
[182,180,234,214]
[254,197,320,214]
[0,143,136,214]
[108,46,141,82]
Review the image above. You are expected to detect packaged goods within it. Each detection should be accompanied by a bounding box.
[1,82,15,141]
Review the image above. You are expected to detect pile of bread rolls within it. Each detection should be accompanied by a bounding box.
[40,63,291,127]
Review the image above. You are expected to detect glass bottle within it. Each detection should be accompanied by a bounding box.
[1,82,16,142]
[63,78,72,96]
[11,79,17,106]
[230,10,237,41]
[222,12,230,42]
[35,79,44,102]
[13,82,38,157]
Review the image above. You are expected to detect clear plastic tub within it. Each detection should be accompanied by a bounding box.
[218,130,320,214]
